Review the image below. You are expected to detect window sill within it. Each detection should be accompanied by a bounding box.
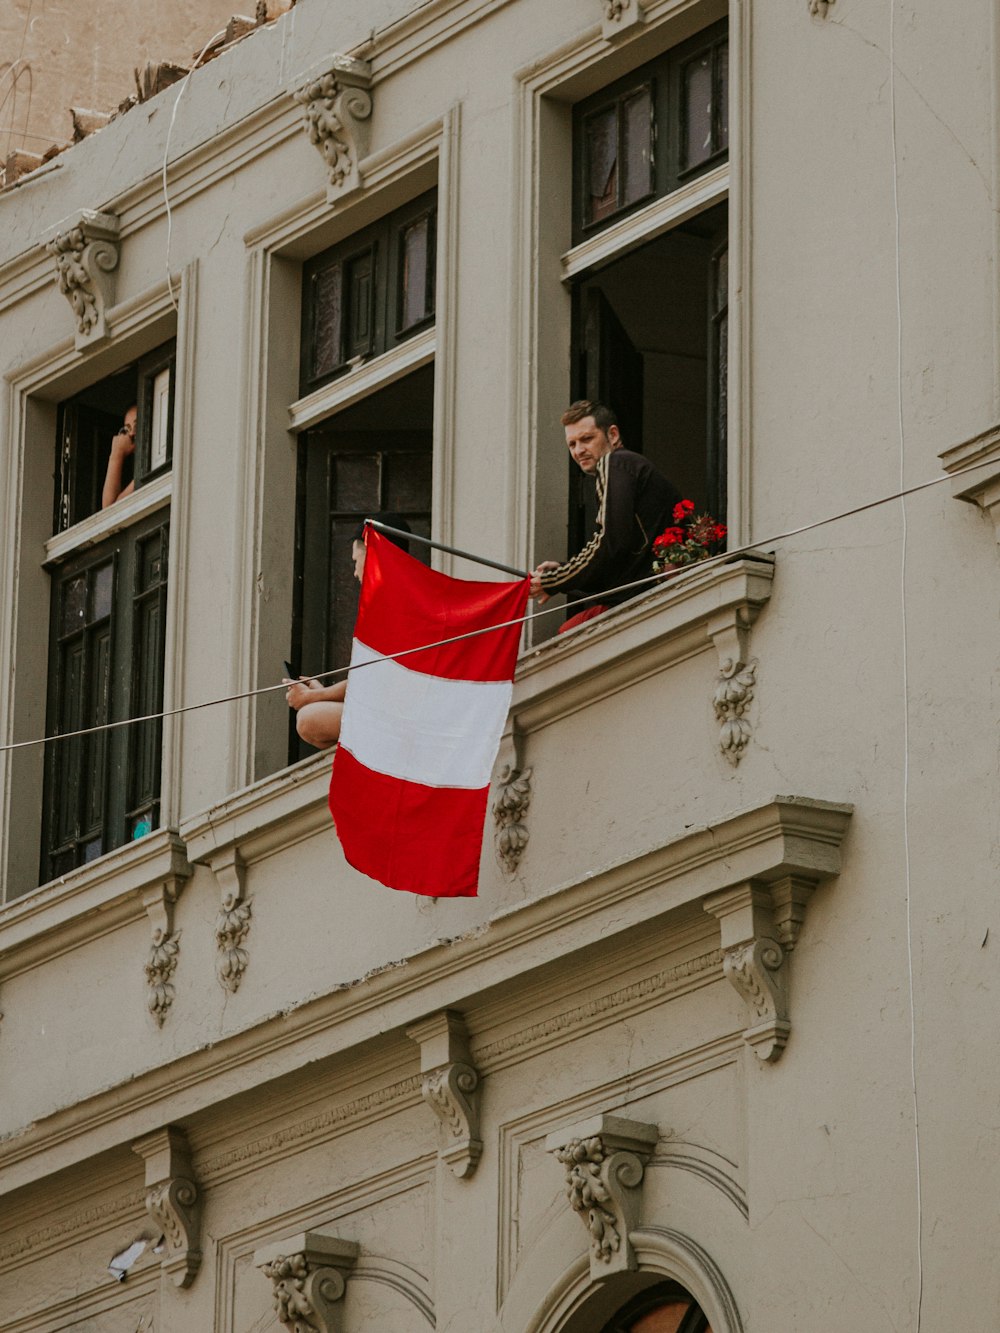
[512,553,775,734]
[288,327,436,433]
[0,829,190,983]
[939,422,1000,541]
[43,473,172,566]
[561,162,729,282]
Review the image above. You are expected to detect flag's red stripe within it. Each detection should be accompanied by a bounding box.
[357,529,529,682]
[329,746,485,897]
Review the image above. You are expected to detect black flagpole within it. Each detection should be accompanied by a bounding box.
[365,519,530,579]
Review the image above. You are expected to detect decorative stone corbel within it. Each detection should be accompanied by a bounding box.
[143,880,182,1026]
[45,210,120,348]
[545,1115,659,1281]
[291,57,373,203]
[703,877,820,1063]
[602,0,644,40]
[254,1232,360,1333]
[406,1010,482,1178]
[132,1125,201,1288]
[493,764,532,874]
[808,0,834,15]
[210,848,252,993]
[707,607,759,766]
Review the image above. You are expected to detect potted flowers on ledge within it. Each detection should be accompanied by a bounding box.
[652,499,727,578]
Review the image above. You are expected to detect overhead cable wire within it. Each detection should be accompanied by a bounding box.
[0,451,988,757]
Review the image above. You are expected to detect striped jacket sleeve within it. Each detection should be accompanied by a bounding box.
[537,451,640,594]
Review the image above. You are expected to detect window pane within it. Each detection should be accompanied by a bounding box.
[346,249,376,358]
[332,453,381,512]
[400,216,430,331]
[91,562,114,622]
[684,53,714,168]
[630,1301,705,1333]
[311,264,343,380]
[622,87,653,207]
[62,576,87,636]
[586,105,619,223]
[714,247,729,313]
[149,367,172,471]
[386,451,433,512]
[717,41,729,152]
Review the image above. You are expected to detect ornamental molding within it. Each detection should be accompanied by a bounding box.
[703,875,823,1063]
[255,1231,360,1333]
[602,0,644,40]
[406,1009,482,1178]
[143,880,183,1025]
[210,848,252,992]
[545,1114,659,1281]
[45,210,120,348]
[808,0,834,15]
[291,57,373,203]
[938,422,1000,543]
[132,1125,201,1288]
[706,604,761,766]
[493,764,532,874]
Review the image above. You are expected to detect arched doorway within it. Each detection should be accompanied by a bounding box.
[598,1280,712,1333]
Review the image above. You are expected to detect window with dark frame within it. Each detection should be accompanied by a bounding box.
[567,20,729,557]
[572,19,728,243]
[53,340,176,534]
[301,190,437,395]
[40,513,169,883]
[40,350,175,886]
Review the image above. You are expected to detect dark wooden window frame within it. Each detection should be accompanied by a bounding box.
[300,190,438,395]
[598,1280,712,1333]
[40,509,170,884]
[572,18,728,243]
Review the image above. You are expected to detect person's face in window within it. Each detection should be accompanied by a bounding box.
[565,415,620,474]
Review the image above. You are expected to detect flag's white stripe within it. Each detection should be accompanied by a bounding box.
[339,638,512,789]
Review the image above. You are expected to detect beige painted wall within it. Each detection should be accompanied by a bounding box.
[0,0,999,1328]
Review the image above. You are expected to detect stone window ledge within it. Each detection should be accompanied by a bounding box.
[0,830,190,982]
[939,423,1000,540]
[513,553,775,734]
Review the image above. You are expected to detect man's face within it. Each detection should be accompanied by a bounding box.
[565,416,620,474]
[352,539,367,583]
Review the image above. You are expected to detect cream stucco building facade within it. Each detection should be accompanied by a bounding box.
[0,0,998,1329]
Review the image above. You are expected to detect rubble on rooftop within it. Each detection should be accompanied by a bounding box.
[0,0,295,194]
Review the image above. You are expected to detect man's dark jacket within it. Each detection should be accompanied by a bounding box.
[538,448,681,607]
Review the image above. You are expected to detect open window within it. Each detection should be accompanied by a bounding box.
[39,346,175,884]
[598,1281,713,1333]
[567,19,729,553]
[290,193,437,765]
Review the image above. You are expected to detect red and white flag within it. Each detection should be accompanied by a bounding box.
[329,528,530,897]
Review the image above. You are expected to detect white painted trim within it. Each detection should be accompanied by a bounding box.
[288,327,437,433]
[560,163,729,280]
[42,475,172,565]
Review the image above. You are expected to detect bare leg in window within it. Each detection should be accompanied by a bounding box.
[286,678,347,748]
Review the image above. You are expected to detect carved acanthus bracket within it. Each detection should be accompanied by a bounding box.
[545,1115,659,1281]
[406,1009,482,1178]
[142,865,188,1025]
[707,608,760,766]
[254,1232,360,1333]
[704,876,820,1062]
[210,848,252,992]
[493,764,532,874]
[291,57,373,203]
[45,210,120,348]
[132,1126,201,1288]
[602,0,644,39]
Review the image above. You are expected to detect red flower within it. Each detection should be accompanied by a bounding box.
[654,526,684,548]
[672,499,695,522]
[713,524,727,542]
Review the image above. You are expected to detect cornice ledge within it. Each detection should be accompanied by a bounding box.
[0,831,191,983]
[513,554,774,733]
[939,422,1000,542]
[180,750,332,867]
